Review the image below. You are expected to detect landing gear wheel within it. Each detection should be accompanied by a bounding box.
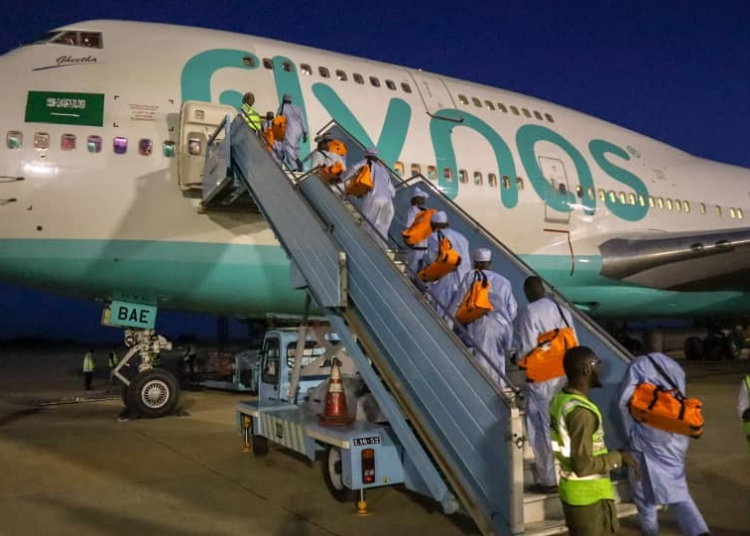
[323,446,357,503]
[684,336,704,361]
[252,434,269,457]
[130,369,180,418]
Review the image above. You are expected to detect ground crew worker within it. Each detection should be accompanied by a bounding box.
[420,210,471,323]
[261,111,282,162]
[450,248,517,386]
[739,370,750,455]
[403,187,430,275]
[342,147,394,250]
[108,350,119,385]
[513,275,576,494]
[310,133,346,184]
[83,349,95,390]
[550,346,640,536]
[617,331,710,536]
[239,92,262,132]
[276,93,307,171]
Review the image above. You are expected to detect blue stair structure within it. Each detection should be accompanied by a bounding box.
[202,115,635,535]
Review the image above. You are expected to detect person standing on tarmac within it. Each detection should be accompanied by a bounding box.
[450,248,517,387]
[513,275,576,494]
[550,346,640,536]
[239,92,262,132]
[617,331,710,536]
[107,350,119,385]
[83,349,95,391]
[276,93,308,171]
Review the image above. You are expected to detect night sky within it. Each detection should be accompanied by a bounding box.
[0,1,748,342]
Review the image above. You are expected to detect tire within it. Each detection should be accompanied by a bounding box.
[703,335,724,361]
[252,434,269,457]
[323,446,357,503]
[130,369,180,419]
[684,336,704,361]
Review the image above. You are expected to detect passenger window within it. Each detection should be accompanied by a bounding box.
[608,191,616,203]
[488,173,498,188]
[576,185,583,198]
[394,161,404,176]
[666,198,673,210]
[516,177,525,190]
[458,95,469,105]
[485,100,495,110]
[545,113,554,123]
[443,168,453,182]
[319,66,330,78]
[79,32,102,48]
[638,194,646,206]
[34,132,50,150]
[353,73,364,84]
[522,108,532,118]
[61,133,76,151]
[599,189,606,201]
[301,64,312,76]
[401,82,412,93]
[618,192,626,204]
[282,61,294,73]
[113,137,128,155]
[716,205,722,217]
[684,201,690,213]
[139,139,153,156]
[410,163,421,176]
[6,131,22,149]
[335,70,347,81]
[675,199,682,212]
[188,138,202,156]
[738,208,744,219]
[730,207,736,219]
[472,97,482,108]
[648,196,655,207]
[162,141,175,157]
[628,193,636,205]
[242,56,257,67]
[427,165,437,181]
[587,187,595,199]
[510,106,520,116]
[262,58,273,69]
[370,76,380,87]
[700,202,707,214]
[502,176,511,189]
[385,80,396,90]
[87,135,102,153]
[534,111,543,120]
[657,197,664,209]
[559,183,567,196]
[474,171,483,186]
[459,170,469,184]
[53,31,78,46]
[497,103,508,113]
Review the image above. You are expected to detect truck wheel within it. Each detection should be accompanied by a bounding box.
[131,369,180,418]
[252,434,269,456]
[323,446,357,503]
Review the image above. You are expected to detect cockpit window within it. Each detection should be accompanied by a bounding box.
[80,32,102,48]
[54,31,79,46]
[47,31,103,49]
[30,31,61,45]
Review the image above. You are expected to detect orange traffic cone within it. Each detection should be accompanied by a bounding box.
[319,359,355,426]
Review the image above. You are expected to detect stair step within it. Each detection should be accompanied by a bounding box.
[524,501,638,535]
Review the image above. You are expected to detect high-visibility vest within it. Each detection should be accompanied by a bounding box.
[744,375,750,454]
[108,352,118,369]
[240,104,262,131]
[550,391,615,506]
[83,353,95,373]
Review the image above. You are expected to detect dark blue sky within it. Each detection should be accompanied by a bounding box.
[0,1,748,341]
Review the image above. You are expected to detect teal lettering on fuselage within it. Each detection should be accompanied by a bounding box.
[312,83,411,168]
[516,125,596,215]
[181,49,259,107]
[589,139,649,221]
[429,109,517,204]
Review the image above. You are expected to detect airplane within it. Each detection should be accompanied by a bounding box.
[0,19,748,410]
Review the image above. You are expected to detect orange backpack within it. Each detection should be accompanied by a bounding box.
[628,355,704,438]
[455,270,493,325]
[345,160,374,197]
[403,208,436,247]
[327,139,347,157]
[272,115,287,141]
[263,127,275,152]
[519,303,577,383]
[418,231,462,282]
[319,160,344,184]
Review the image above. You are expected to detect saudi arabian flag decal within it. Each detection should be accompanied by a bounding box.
[25,91,104,126]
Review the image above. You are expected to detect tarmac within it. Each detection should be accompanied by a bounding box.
[0,346,747,535]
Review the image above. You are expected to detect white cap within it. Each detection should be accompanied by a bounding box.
[473,248,492,262]
[412,187,429,199]
[431,210,448,224]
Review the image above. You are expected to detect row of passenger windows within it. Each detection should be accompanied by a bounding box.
[395,161,744,219]
[6,131,175,157]
[457,95,555,123]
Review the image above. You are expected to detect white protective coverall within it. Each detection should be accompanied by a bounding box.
[343,156,395,250]
[421,227,470,322]
[276,100,307,171]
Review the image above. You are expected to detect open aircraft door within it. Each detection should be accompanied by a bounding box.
[405,69,459,122]
[178,101,237,191]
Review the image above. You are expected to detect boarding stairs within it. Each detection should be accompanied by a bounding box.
[200,114,636,535]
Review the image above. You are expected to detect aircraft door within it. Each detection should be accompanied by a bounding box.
[178,101,237,191]
[406,69,459,120]
[538,156,572,224]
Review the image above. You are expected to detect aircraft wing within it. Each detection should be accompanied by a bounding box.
[598,227,750,291]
